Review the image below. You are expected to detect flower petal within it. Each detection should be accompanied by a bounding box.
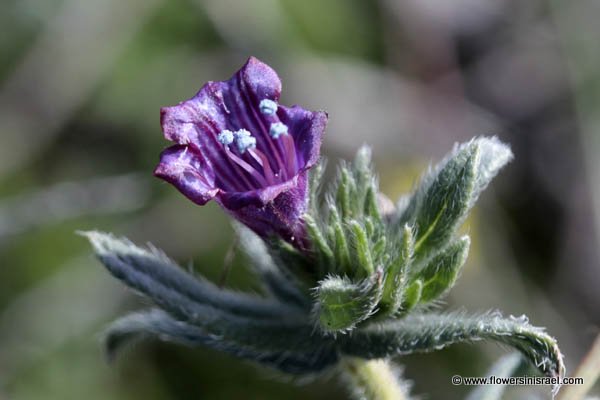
[218,172,309,248]
[239,56,282,102]
[278,106,327,170]
[155,58,325,248]
[160,57,283,172]
[217,174,301,210]
[154,145,219,205]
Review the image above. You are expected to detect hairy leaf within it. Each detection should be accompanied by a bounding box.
[400,279,423,312]
[379,224,413,316]
[309,159,327,216]
[82,231,302,320]
[468,137,514,208]
[329,206,352,275]
[340,311,564,379]
[349,221,375,277]
[314,271,383,333]
[407,144,476,262]
[82,232,342,366]
[396,137,512,263]
[234,223,310,309]
[415,236,470,303]
[104,309,338,374]
[305,214,335,272]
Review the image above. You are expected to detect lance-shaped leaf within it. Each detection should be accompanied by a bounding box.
[336,167,355,220]
[466,353,528,400]
[353,146,381,221]
[349,221,375,277]
[397,137,512,262]
[414,236,470,303]
[105,309,338,374]
[406,144,476,262]
[400,279,423,313]
[309,159,327,215]
[82,231,302,320]
[313,270,383,333]
[83,232,338,364]
[378,224,413,317]
[328,206,352,275]
[305,213,335,272]
[340,311,565,379]
[468,137,514,208]
[234,223,310,309]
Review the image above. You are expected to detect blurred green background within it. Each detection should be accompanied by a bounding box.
[1,0,599,399]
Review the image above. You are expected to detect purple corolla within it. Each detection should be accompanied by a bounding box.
[154,57,327,249]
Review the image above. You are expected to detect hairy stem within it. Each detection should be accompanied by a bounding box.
[341,358,407,400]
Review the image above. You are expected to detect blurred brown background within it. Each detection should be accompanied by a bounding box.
[0,0,599,399]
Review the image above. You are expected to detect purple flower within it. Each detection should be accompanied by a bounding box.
[154,57,327,249]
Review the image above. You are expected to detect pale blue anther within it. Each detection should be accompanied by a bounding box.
[269,122,288,139]
[217,130,235,145]
[259,99,278,115]
[236,135,257,153]
[233,129,251,139]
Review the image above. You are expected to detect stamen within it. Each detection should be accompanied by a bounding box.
[259,99,278,115]
[217,130,235,145]
[223,146,267,187]
[233,129,251,139]
[269,122,288,139]
[248,148,276,184]
[236,135,257,154]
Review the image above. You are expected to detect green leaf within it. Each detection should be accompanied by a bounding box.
[340,311,565,379]
[314,270,383,333]
[364,186,381,221]
[104,309,338,374]
[396,137,512,263]
[267,238,316,287]
[82,231,301,320]
[410,144,476,261]
[400,279,422,312]
[353,145,373,184]
[349,220,374,277]
[337,167,353,219]
[329,206,352,275]
[379,224,413,316]
[416,236,470,303]
[234,223,310,309]
[468,137,514,207]
[309,159,327,215]
[304,214,335,273]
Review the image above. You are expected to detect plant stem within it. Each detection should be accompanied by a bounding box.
[341,358,407,400]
